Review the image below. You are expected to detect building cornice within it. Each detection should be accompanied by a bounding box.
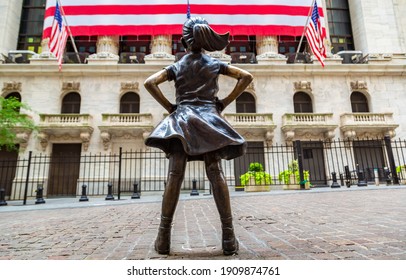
[0,63,405,77]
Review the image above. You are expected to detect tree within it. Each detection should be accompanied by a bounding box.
[0,96,36,151]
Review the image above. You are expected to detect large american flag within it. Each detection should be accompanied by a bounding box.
[43,0,325,38]
[48,1,69,70]
[305,1,326,66]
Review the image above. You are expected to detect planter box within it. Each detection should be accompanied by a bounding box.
[283,182,310,190]
[244,185,271,192]
[244,178,271,192]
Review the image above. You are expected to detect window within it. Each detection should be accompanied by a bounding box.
[236,92,256,113]
[61,92,81,114]
[17,0,46,53]
[226,35,256,55]
[325,0,354,52]
[120,35,151,54]
[120,92,140,113]
[294,92,313,113]
[5,92,22,113]
[351,92,369,113]
[66,36,98,54]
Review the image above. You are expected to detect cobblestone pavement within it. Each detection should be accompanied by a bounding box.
[1,186,406,260]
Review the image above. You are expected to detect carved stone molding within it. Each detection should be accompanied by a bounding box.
[121,82,139,92]
[2,81,22,92]
[100,131,111,151]
[80,132,91,151]
[294,81,312,91]
[96,36,119,55]
[350,81,368,91]
[246,82,255,91]
[150,35,172,54]
[62,81,80,91]
[38,132,49,151]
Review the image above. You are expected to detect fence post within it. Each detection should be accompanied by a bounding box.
[105,183,114,200]
[79,184,89,202]
[23,151,32,205]
[118,147,122,200]
[190,179,199,196]
[131,181,140,199]
[330,172,341,188]
[294,140,305,190]
[344,165,351,187]
[35,184,46,204]
[0,188,7,206]
[384,136,399,184]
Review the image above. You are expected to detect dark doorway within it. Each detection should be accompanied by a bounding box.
[0,146,19,197]
[48,144,81,196]
[353,140,385,182]
[234,142,265,186]
[301,141,327,186]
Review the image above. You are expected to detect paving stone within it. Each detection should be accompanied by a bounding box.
[0,187,405,260]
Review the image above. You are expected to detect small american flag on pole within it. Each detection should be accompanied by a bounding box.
[48,1,68,71]
[305,0,326,66]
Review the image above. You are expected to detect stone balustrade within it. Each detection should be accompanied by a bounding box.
[281,113,337,141]
[340,113,399,139]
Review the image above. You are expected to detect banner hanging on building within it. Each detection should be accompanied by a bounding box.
[43,0,325,38]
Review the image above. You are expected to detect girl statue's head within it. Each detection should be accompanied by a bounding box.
[181,17,230,53]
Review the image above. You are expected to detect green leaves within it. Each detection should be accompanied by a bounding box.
[0,97,36,151]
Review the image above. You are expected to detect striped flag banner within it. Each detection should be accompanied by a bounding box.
[305,0,326,66]
[43,0,325,38]
[48,1,69,70]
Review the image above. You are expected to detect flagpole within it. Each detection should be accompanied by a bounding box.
[57,0,81,64]
[294,0,316,63]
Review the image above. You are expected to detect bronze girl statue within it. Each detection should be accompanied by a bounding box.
[144,17,253,255]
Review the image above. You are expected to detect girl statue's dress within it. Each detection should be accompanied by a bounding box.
[145,52,247,161]
[144,17,253,256]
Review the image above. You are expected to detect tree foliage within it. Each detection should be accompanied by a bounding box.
[0,96,36,151]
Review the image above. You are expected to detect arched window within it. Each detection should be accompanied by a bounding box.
[236,92,256,113]
[5,92,22,113]
[351,91,369,112]
[5,92,21,101]
[61,92,81,114]
[294,92,313,113]
[120,92,140,113]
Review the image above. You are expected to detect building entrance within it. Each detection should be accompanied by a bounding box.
[48,144,81,196]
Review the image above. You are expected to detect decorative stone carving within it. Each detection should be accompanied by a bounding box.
[38,132,49,151]
[246,82,255,91]
[294,81,312,91]
[350,81,368,91]
[62,81,80,91]
[144,35,175,64]
[80,132,91,151]
[121,82,139,91]
[100,131,111,150]
[265,130,274,146]
[96,36,119,55]
[150,35,172,54]
[3,81,22,92]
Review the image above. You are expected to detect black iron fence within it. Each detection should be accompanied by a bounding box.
[1,137,406,202]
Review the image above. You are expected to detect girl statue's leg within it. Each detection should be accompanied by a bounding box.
[155,150,187,254]
[204,153,238,255]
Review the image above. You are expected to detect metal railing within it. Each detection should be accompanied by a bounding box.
[1,137,406,203]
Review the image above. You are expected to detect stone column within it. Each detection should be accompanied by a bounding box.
[87,36,120,64]
[144,35,175,64]
[255,35,287,64]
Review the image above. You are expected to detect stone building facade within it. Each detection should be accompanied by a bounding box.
[1,0,406,198]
